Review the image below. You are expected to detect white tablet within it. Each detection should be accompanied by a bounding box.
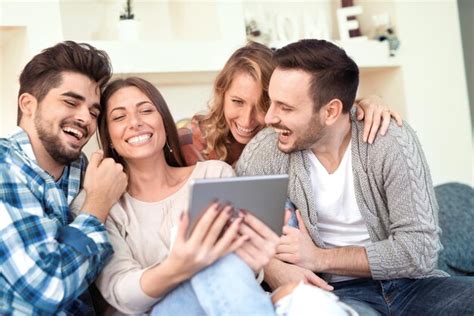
[188,174,289,235]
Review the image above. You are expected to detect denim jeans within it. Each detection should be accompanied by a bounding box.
[332,276,474,315]
[150,253,274,316]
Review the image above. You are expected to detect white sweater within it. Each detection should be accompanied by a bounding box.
[94,160,234,315]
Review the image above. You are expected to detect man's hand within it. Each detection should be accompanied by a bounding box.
[82,150,127,222]
[264,258,333,291]
[276,210,322,271]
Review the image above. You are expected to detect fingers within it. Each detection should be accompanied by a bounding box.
[284,209,292,225]
[275,252,296,264]
[235,241,267,273]
[379,110,391,136]
[276,243,296,255]
[391,110,403,126]
[282,225,299,237]
[295,210,309,234]
[213,216,245,255]
[235,247,258,272]
[242,212,279,243]
[355,103,365,121]
[88,150,104,169]
[201,205,233,248]
[362,108,374,143]
[306,273,334,291]
[189,202,221,243]
[367,109,381,144]
[239,220,277,255]
[226,234,250,254]
[175,211,189,244]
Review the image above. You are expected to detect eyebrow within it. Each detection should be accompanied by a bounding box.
[62,91,101,112]
[109,101,154,114]
[275,100,293,108]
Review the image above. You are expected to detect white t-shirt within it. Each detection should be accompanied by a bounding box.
[306,145,370,283]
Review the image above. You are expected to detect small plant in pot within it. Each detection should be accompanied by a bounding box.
[120,0,134,20]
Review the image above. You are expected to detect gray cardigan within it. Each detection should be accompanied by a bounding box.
[236,118,448,280]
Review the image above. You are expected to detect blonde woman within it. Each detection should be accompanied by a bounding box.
[180,41,402,167]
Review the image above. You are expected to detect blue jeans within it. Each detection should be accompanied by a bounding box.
[150,254,274,316]
[332,276,474,315]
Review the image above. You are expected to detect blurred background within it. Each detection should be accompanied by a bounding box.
[0,0,472,186]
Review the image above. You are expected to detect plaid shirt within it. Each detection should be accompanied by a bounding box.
[0,128,113,315]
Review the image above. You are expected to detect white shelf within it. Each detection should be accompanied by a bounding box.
[86,40,243,74]
[336,40,401,69]
[84,39,399,76]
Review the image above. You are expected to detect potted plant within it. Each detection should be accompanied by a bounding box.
[117,0,139,41]
[120,0,134,20]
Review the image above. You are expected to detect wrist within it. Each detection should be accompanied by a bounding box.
[161,256,193,284]
[82,198,109,223]
[314,247,331,273]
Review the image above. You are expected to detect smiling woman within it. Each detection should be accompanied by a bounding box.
[98,77,184,169]
[88,76,281,315]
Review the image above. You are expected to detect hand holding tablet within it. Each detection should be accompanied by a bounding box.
[188,175,289,235]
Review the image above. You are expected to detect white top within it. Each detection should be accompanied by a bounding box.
[94,160,235,315]
[306,145,370,283]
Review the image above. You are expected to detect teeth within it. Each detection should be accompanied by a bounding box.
[63,127,83,139]
[127,134,151,145]
[236,123,257,134]
[274,128,291,136]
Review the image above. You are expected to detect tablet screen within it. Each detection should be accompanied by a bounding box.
[188,174,289,235]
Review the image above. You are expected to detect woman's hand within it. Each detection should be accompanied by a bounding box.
[355,95,403,144]
[166,203,248,280]
[235,212,280,274]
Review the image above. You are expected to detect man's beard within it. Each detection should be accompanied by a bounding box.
[274,115,327,154]
[34,111,88,165]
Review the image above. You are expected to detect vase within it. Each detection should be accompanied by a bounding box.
[117,19,140,42]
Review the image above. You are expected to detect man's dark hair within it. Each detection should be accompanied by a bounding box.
[273,39,359,113]
[17,41,112,124]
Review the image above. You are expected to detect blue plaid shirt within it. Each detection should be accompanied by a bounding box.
[0,128,113,315]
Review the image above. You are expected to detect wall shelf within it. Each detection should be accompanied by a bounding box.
[86,40,242,74]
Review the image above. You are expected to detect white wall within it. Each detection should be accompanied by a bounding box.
[1,0,472,186]
[392,0,472,186]
[457,0,474,180]
[0,0,63,136]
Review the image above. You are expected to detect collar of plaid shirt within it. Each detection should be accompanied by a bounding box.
[6,127,86,223]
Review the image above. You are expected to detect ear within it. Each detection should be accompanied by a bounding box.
[320,98,343,126]
[18,93,38,119]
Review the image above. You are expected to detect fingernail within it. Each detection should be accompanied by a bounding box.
[215,202,224,212]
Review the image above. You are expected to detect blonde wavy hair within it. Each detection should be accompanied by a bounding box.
[198,42,275,161]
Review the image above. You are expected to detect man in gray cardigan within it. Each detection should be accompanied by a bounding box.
[236,39,473,315]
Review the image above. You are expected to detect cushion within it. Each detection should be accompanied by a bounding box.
[435,182,474,275]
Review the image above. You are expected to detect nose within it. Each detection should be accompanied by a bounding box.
[128,112,143,129]
[265,103,278,125]
[75,104,92,126]
[241,104,254,127]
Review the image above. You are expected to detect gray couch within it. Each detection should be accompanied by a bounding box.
[435,182,474,276]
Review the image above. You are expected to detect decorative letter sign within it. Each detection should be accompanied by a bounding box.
[337,6,367,41]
